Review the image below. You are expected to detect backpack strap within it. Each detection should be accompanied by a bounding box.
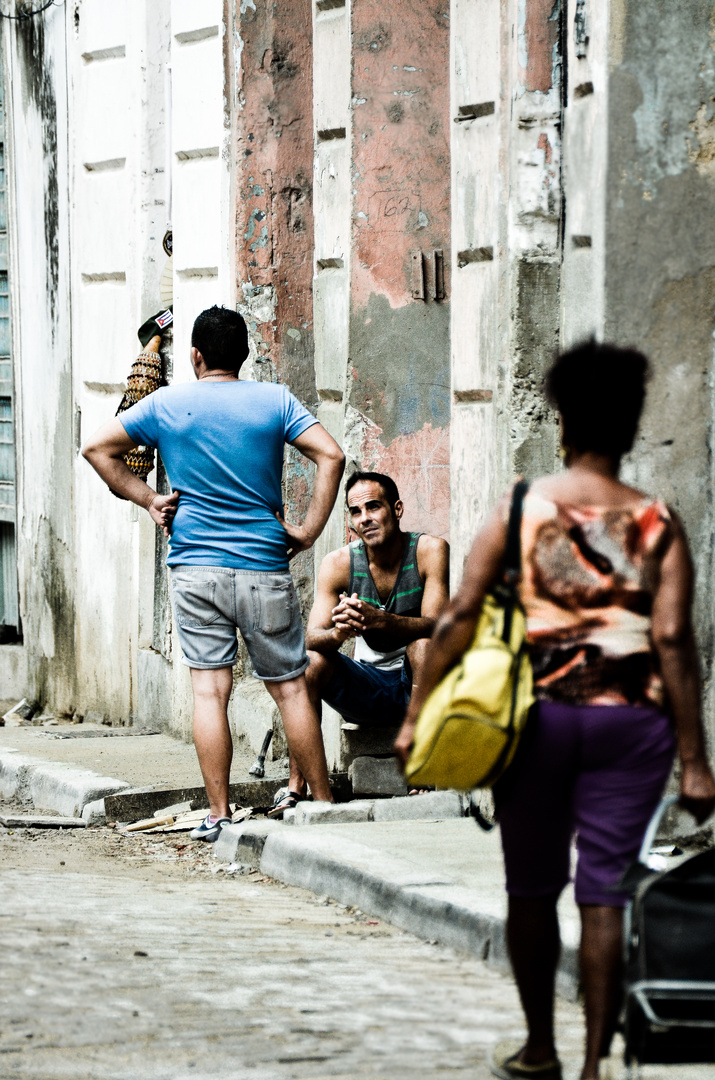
[504,480,529,585]
[501,480,529,645]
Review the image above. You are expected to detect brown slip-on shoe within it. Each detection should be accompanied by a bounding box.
[490,1041,562,1080]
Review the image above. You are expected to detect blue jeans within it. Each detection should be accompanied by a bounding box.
[322,653,412,727]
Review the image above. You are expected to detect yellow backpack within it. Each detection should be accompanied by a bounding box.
[405,482,534,792]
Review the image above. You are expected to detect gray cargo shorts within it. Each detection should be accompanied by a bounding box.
[170,566,308,682]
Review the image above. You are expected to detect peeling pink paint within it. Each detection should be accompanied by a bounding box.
[360,420,450,540]
[520,0,559,93]
[537,132,552,163]
[234,0,314,375]
[350,2,451,309]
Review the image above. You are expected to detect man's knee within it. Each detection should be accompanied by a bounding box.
[305,649,335,691]
[190,666,234,703]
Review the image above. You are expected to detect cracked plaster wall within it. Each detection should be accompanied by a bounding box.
[347,0,451,543]
[604,0,715,729]
[0,9,75,708]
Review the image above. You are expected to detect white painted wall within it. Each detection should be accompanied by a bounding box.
[1,5,73,704]
[449,0,508,583]
[0,2,230,732]
[70,0,137,722]
[312,0,351,567]
[560,0,608,346]
[311,0,352,771]
[170,0,231,382]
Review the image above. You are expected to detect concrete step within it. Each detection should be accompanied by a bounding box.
[0,749,129,818]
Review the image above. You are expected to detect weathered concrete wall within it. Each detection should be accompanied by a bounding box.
[227,0,317,760]
[347,0,451,541]
[602,0,715,730]
[507,0,562,483]
[2,7,74,707]
[449,0,561,582]
[11,0,714,779]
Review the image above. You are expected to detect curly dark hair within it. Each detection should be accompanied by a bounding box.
[545,339,650,460]
[191,305,249,373]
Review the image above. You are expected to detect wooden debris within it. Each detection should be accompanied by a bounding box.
[123,814,175,833]
[122,805,254,836]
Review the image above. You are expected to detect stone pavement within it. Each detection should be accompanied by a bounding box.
[2,826,712,1080]
[215,816,583,998]
[0,720,583,995]
[3,720,715,1080]
[0,843,585,1080]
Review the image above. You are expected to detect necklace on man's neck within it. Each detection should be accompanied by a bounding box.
[200,372,238,380]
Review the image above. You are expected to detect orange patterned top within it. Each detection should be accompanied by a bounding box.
[518,490,672,707]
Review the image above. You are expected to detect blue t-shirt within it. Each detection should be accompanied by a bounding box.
[120,380,318,570]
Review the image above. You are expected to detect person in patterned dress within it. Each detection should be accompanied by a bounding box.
[396,342,715,1080]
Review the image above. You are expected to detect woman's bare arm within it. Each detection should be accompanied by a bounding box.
[393,499,509,766]
[651,514,715,824]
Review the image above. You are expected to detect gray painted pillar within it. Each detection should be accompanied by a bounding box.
[562,0,715,736]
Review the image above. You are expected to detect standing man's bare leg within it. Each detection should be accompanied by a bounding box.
[283,652,337,799]
[265,673,334,802]
[191,667,234,820]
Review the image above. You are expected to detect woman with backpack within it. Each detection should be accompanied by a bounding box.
[395,341,715,1080]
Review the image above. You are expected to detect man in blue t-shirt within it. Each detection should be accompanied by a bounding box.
[83,306,345,840]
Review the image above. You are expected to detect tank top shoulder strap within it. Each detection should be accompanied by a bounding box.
[348,540,379,606]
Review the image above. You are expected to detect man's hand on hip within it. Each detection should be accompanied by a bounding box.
[148,490,179,537]
[275,510,316,560]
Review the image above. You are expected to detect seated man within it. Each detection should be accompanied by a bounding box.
[270,470,449,814]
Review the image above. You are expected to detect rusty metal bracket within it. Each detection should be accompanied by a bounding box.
[410,250,425,300]
[454,101,495,123]
[434,249,445,300]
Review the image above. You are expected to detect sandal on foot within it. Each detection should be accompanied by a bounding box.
[490,1042,562,1080]
[267,788,303,818]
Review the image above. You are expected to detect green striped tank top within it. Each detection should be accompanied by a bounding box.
[348,531,424,668]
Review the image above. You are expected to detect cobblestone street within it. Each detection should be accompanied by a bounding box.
[0,824,588,1080]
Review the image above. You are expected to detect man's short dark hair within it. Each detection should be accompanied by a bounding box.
[345,470,400,510]
[191,306,249,374]
[545,339,649,460]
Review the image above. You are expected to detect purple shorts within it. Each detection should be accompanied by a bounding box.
[494,700,675,907]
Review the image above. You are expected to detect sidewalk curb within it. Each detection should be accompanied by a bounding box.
[0,750,129,817]
[215,822,580,1000]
